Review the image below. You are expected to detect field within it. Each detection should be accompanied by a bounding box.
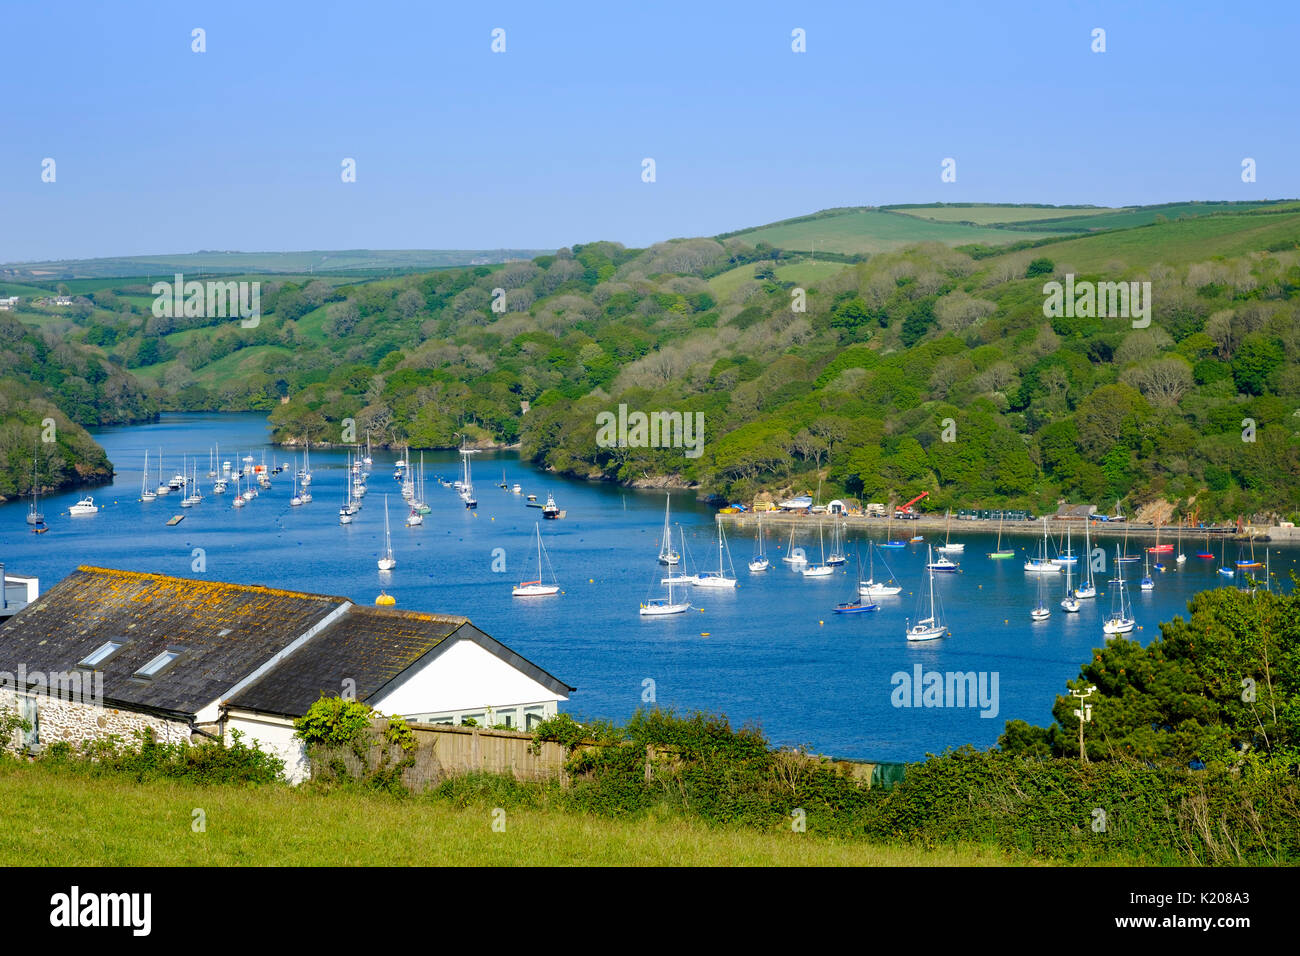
[991,206,1300,271]
[707,259,849,301]
[885,204,1120,225]
[0,249,552,281]
[0,763,1021,866]
[725,208,1058,255]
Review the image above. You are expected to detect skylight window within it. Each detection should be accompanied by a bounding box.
[134,649,182,679]
[79,641,123,668]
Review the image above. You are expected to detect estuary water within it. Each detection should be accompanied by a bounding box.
[5,413,1294,762]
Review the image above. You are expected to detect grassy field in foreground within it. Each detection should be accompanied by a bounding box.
[0,763,1026,866]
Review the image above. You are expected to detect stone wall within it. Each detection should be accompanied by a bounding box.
[0,689,191,751]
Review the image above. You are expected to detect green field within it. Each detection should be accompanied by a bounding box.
[0,763,1021,866]
[708,259,849,301]
[886,204,1120,225]
[993,206,1300,270]
[727,208,1059,255]
[0,249,552,282]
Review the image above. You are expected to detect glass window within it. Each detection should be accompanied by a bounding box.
[79,641,122,668]
[134,649,181,679]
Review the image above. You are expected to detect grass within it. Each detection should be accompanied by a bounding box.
[730,208,1057,255]
[0,762,1027,866]
[707,259,850,301]
[990,207,1300,271]
[886,204,1120,225]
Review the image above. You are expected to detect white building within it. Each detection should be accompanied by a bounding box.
[0,296,19,311]
[0,566,573,782]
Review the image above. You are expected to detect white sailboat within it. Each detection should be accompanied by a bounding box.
[826,520,846,566]
[801,521,833,577]
[859,544,903,597]
[139,450,156,503]
[1103,545,1135,635]
[781,525,807,565]
[658,496,680,565]
[905,546,948,641]
[27,450,45,524]
[1025,517,1060,573]
[1074,520,1097,599]
[155,448,170,496]
[936,510,965,554]
[377,495,397,571]
[298,443,312,486]
[641,529,692,615]
[232,473,246,507]
[513,523,560,596]
[694,523,738,588]
[1060,526,1081,612]
[1031,567,1051,621]
[748,519,770,572]
[290,460,303,507]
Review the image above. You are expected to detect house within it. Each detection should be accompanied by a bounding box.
[0,296,19,310]
[52,295,74,306]
[0,566,573,781]
[0,570,39,619]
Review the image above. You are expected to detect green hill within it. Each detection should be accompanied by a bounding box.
[8,200,1300,523]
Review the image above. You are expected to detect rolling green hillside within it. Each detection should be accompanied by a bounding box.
[8,201,1300,523]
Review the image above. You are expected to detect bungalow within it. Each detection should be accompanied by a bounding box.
[0,566,573,782]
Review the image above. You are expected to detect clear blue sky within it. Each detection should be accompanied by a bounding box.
[2,0,1295,261]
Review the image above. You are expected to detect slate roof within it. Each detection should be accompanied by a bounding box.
[227,607,469,717]
[0,566,345,718]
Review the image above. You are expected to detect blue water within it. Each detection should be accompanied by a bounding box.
[4,413,1294,762]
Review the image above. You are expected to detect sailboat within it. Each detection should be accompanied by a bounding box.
[748,519,770,572]
[1031,565,1051,621]
[881,509,906,549]
[298,443,312,486]
[987,512,1015,559]
[513,523,559,596]
[781,525,807,565]
[826,520,847,566]
[138,450,155,504]
[859,543,903,597]
[658,497,681,565]
[641,532,692,615]
[232,473,246,507]
[460,450,478,509]
[1197,526,1215,560]
[1024,518,1060,573]
[498,468,509,490]
[905,546,948,641]
[936,510,965,554]
[1060,525,1081,612]
[1074,520,1097,599]
[661,523,696,586]
[1103,545,1135,635]
[1175,519,1186,565]
[1139,550,1155,591]
[341,454,358,524]
[289,460,303,507]
[801,522,834,577]
[377,495,397,571]
[834,550,878,613]
[1217,534,1235,577]
[694,523,738,588]
[155,449,170,496]
[26,460,45,525]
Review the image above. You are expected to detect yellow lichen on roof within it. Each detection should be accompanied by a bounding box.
[77,566,347,605]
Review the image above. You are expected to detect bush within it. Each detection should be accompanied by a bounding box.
[36,729,284,785]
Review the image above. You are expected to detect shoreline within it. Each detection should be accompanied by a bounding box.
[715,511,1286,543]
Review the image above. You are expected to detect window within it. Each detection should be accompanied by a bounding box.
[134,649,182,679]
[79,641,123,668]
[16,695,38,750]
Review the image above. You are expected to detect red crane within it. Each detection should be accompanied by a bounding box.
[897,491,929,515]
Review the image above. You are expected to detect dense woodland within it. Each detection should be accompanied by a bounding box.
[4,205,1300,521]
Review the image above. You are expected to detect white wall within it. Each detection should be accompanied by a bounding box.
[373,637,566,719]
[225,713,310,783]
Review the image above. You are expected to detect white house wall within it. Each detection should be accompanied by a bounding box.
[225,712,310,783]
[372,637,567,719]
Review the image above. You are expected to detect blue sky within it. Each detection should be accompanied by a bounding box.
[2,0,1295,260]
